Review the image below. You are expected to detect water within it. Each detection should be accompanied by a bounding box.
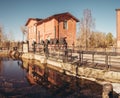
[0,57,103,98]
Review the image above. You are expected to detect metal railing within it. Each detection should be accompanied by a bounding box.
[18,42,120,72]
[0,41,118,72]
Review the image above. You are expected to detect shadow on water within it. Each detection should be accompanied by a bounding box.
[0,55,117,98]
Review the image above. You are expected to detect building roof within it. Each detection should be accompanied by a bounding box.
[25,18,42,26]
[25,12,79,26]
[116,9,120,11]
[54,12,79,22]
[37,12,79,25]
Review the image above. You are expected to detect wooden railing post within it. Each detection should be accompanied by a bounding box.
[92,52,94,64]
[79,51,81,64]
[78,51,83,66]
[81,51,83,63]
[105,53,109,70]
[64,49,68,62]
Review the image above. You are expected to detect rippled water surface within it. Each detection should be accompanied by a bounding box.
[0,58,103,98]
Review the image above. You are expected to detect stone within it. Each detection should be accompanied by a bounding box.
[102,83,113,98]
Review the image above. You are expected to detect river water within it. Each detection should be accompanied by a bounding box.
[0,57,103,98]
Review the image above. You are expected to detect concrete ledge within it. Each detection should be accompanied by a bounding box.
[77,67,120,83]
[20,53,120,95]
[21,53,120,83]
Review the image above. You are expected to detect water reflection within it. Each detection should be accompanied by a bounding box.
[0,57,103,98]
[25,60,103,98]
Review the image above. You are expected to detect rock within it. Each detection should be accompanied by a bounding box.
[102,83,113,98]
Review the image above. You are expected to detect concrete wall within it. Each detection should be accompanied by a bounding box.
[21,53,120,84]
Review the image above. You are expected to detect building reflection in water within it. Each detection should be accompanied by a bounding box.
[22,59,103,98]
[0,57,103,98]
[0,55,118,98]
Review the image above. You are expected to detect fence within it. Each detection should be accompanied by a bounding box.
[26,43,120,71]
[0,41,118,72]
[0,41,23,52]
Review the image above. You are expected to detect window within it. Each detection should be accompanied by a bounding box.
[63,20,67,29]
[33,26,36,33]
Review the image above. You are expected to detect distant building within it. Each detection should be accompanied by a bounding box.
[25,12,79,48]
[116,9,120,47]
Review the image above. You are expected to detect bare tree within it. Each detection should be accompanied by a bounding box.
[7,31,15,41]
[21,26,28,41]
[95,32,106,48]
[106,32,114,47]
[0,25,6,47]
[78,9,95,49]
[0,25,4,42]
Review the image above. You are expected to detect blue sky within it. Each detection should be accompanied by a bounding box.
[0,0,120,41]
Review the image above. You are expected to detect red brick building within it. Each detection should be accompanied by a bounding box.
[25,12,79,47]
[116,9,120,47]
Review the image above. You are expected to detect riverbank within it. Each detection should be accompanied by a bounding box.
[0,50,9,57]
[21,53,120,82]
[1,50,120,96]
[20,52,120,95]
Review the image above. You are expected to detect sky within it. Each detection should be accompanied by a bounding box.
[0,0,120,41]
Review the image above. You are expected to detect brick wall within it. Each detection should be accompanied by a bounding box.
[26,13,78,47]
[58,17,76,46]
[37,19,55,43]
[36,17,77,46]
[117,9,120,47]
[27,20,38,48]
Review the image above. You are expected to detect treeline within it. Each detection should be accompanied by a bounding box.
[76,9,116,49]
[76,31,116,48]
[0,25,22,49]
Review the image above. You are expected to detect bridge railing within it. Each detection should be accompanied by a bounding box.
[77,51,119,70]
[48,48,120,71]
[27,43,120,71]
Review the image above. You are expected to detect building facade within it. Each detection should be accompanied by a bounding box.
[25,12,79,47]
[116,9,120,47]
